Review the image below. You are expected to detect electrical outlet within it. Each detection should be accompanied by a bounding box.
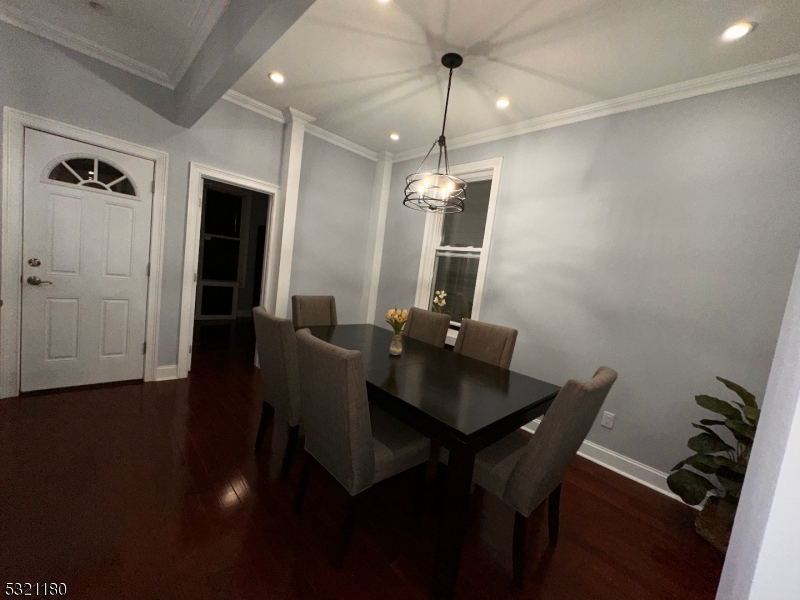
[601,411,615,429]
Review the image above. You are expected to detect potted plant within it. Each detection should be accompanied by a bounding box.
[667,377,760,554]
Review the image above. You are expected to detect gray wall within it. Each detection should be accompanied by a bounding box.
[376,75,800,473]
[289,134,376,323]
[0,21,375,366]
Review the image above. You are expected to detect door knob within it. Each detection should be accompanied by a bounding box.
[28,258,41,267]
[27,276,52,286]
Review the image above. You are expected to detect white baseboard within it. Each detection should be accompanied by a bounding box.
[155,365,179,381]
[522,421,693,508]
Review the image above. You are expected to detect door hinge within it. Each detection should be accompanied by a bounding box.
[193,272,197,283]
[199,196,202,207]
[151,180,156,194]
[143,342,147,355]
[147,263,151,277]
[189,344,192,355]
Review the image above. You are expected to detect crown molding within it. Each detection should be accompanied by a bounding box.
[223,91,379,161]
[0,5,174,89]
[393,53,800,163]
[223,90,285,122]
[305,124,378,161]
[283,106,316,125]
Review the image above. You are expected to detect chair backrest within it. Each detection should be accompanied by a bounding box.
[291,295,338,328]
[296,329,374,496]
[505,367,618,516]
[453,318,518,369]
[402,307,451,347]
[252,307,301,426]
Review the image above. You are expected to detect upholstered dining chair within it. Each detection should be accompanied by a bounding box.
[454,318,518,369]
[293,329,431,569]
[291,295,337,328]
[252,307,302,480]
[473,367,618,587]
[403,307,451,347]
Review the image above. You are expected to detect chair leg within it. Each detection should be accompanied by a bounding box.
[548,483,562,547]
[333,493,365,570]
[279,425,300,481]
[293,451,313,513]
[512,512,527,589]
[254,402,274,451]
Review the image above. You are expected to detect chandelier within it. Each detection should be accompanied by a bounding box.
[403,53,467,213]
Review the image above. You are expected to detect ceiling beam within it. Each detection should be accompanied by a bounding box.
[173,0,316,127]
[55,0,316,128]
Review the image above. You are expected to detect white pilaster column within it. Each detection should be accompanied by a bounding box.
[265,107,315,317]
[360,151,394,324]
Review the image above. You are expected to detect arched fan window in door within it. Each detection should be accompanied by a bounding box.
[47,157,137,197]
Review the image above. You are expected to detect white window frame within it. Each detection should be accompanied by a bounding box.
[413,157,503,345]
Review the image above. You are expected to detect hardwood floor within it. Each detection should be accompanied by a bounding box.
[0,318,723,599]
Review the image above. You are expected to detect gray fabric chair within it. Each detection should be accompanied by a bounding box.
[252,307,302,479]
[453,318,518,369]
[402,307,451,347]
[291,295,337,328]
[474,366,618,587]
[293,328,430,568]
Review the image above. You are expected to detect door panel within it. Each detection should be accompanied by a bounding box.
[21,129,155,391]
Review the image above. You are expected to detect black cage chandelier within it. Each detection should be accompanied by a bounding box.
[403,53,467,213]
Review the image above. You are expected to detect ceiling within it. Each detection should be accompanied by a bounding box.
[0,0,230,86]
[233,0,800,154]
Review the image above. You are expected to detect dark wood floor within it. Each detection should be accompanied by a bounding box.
[0,318,723,599]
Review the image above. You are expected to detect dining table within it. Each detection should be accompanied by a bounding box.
[304,324,560,600]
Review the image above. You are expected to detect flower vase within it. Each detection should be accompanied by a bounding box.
[389,333,403,356]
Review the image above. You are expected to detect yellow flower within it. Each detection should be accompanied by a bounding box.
[401,309,408,319]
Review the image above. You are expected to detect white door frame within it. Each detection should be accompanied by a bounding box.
[177,163,279,378]
[0,107,169,398]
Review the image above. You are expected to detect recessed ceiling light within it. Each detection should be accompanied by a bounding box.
[496,97,510,109]
[377,0,391,3]
[390,133,400,141]
[722,22,755,42]
[269,71,285,84]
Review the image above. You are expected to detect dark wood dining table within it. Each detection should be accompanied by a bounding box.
[305,324,560,600]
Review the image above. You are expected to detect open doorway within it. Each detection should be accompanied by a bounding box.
[192,181,269,362]
[177,164,279,379]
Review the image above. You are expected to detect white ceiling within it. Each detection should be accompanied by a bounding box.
[0,0,229,87]
[233,0,800,154]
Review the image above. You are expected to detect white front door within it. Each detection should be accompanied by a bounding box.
[20,129,155,392]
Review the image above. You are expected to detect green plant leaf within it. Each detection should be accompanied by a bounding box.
[717,466,745,502]
[741,405,760,425]
[699,419,726,427]
[716,377,757,408]
[726,419,756,442]
[688,432,734,455]
[692,423,717,436]
[695,395,742,420]
[683,454,719,474]
[667,469,717,505]
[712,456,746,474]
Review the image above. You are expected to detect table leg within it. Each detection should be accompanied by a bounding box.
[432,441,475,600]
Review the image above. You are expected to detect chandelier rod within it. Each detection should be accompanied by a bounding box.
[437,67,454,172]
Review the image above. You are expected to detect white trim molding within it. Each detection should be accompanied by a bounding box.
[360,152,394,324]
[521,422,690,507]
[222,91,379,161]
[178,163,280,378]
[1,107,168,398]
[393,53,800,163]
[155,365,178,381]
[413,158,503,333]
[270,108,314,319]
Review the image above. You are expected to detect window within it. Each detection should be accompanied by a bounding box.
[47,157,137,197]
[414,158,502,343]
